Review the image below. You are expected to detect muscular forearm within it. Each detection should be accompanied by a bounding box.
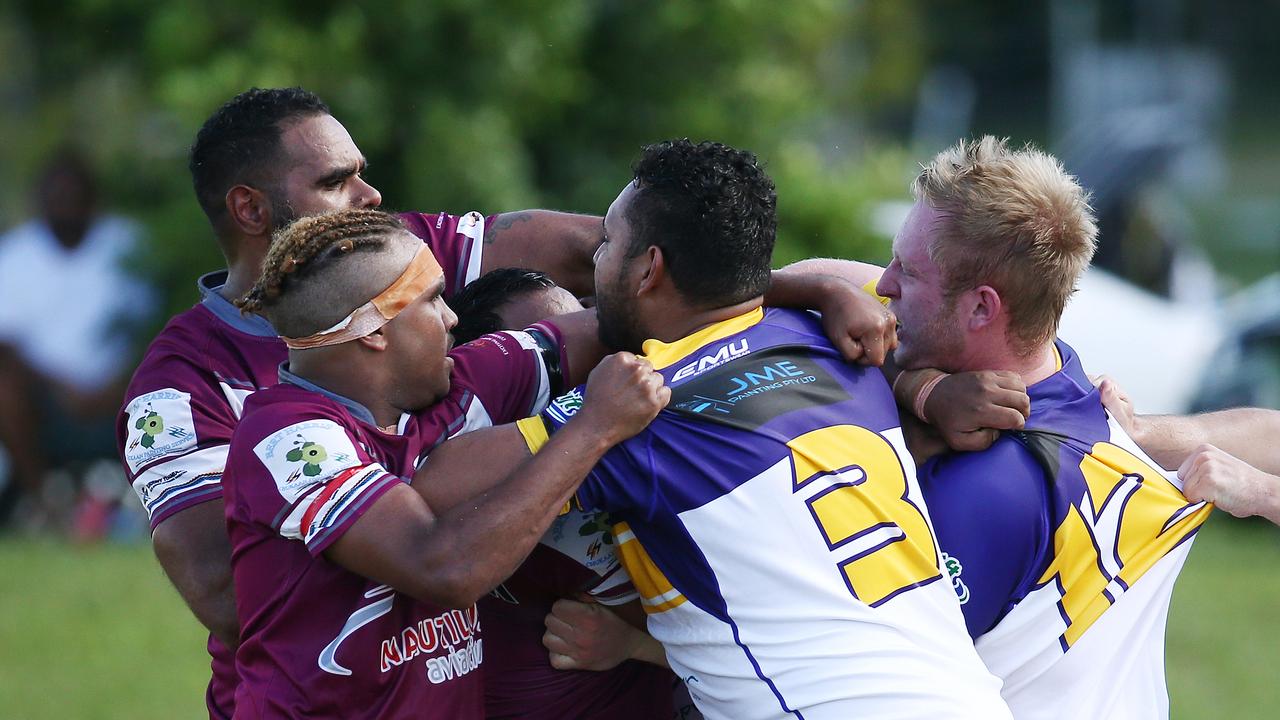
[152,500,240,648]
[336,353,667,608]
[541,310,607,388]
[411,419,617,607]
[482,210,600,298]
[773,257,884,289]
[764,269,852,310]
[765,263,896,365]
[1132,409,1280,474]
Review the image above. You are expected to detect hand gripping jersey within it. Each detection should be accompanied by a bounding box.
[920,340,1211,720]
[480,509,677,720]
[116,212,487,719]
[518,307,1010,720]
[223,324,563,720]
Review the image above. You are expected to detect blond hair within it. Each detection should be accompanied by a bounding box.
[913,136,1097,355]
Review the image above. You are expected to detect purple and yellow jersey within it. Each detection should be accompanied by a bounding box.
[223,325,562,720]
[920,340,1211,720]
[518,307,1009,720]
[116,212,485,719]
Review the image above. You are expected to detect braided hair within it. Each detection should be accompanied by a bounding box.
[237,208,406,318]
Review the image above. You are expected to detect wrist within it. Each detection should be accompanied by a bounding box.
[565,409,629,453]
[1262,473,1280,526]
[629,632,667,667]
[893,368,948,423]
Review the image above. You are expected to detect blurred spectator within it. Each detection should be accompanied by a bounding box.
[0,149,153,532]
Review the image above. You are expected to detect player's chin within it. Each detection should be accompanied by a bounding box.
[891,341,922,371]
[438,359,455,392]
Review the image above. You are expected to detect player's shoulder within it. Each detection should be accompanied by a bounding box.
[448,330,542,380]
[138,304,220,361]
[923,437,1050,517]
[398,210,485,239]
[236,385,351,444]
[123,307,223,398]
[757,306,828,340]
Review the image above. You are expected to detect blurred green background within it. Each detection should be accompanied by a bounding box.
[3,517,1277,718]
[2,0,1278,716]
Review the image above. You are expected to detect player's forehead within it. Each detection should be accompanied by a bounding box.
[894,200,942,263]
[277,113,363,178]
[603,181,640,236]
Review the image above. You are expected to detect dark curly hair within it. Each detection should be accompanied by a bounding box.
[189,87,330,229]
[448,268,557,344]
[626,139,776,306]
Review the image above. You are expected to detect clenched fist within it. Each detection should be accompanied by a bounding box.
[579,352,671,445]
[1180,444,1280,526]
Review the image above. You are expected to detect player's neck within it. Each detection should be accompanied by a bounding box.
[290,353,401,429]
[967,341,1057,386]
[652,296,763,344]
[216,236,269,304]
[1018,343,1059,386]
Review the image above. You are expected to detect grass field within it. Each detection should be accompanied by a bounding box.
[1,514,1277,718]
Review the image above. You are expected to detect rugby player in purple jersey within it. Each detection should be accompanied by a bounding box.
[118,87,602,719]
[220,208,670,719]
[779,137,1212,718]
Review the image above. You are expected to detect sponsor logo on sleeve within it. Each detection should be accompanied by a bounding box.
[253,420,361,504]
[545,388,584,424]
[502,330,541,352]
[942,551,970,604]
[542,509,619,574]
[456,211,484,240]
[123,389,198,473]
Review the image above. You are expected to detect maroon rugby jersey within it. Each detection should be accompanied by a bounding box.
[222,325,562,720]
[116,211,488,719]
[482,508,677,719]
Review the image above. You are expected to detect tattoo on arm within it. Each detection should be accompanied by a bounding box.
[484,211,535,245]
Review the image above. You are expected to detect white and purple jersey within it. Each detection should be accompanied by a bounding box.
[116,211,487,719]
[519,307,1010,720]
[222,324,563,720]
[920,340,1211,719]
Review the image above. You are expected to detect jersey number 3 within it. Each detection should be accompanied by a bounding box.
[788,425,942,607]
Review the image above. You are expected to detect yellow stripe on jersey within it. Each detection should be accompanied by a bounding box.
[515,416,576,515]
[1038,441,1211,648]
[641,307,764,371]
[614,522,687,613]
[861,278,890,306]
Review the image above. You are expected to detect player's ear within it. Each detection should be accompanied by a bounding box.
[637,246,666,297]
[355,327,389,352]
[226,185,273,238]
[968,285,1002,330]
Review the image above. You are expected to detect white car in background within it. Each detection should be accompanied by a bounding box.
[1059,267,1223,415]
[1060,268,1280,415]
